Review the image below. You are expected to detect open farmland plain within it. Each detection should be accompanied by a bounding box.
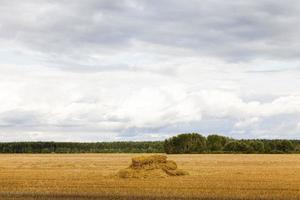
[0,154,300,200]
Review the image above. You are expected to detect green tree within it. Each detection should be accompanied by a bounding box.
[164,133,207,154]
[248,140,265,153]
[224,141,252,153]
[207,134,229,151]
[276,140,295,153]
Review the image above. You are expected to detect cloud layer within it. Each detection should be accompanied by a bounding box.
[0,0,300,141]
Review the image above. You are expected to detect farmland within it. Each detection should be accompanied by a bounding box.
[0,154,300,200]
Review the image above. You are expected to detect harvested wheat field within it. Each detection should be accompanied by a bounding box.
[0,154,300,200]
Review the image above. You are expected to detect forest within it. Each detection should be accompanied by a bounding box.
[0,133,299,153]
[0,141,164,153]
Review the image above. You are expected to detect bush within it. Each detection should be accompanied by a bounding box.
[164,133,207,154]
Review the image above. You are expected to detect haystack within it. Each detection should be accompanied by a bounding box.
[118,155,188,178]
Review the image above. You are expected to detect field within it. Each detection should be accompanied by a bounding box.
[0,154,300,200]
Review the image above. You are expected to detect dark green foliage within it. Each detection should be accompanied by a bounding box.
[224,141,252,153]
[207,134,230,151]
[0,133,299,154]
[263,140,296,153]
[248,140,265,153]
[294,142,300,152]
[0,141,164,153]
[164,133,207,154]
[275,140,295,153]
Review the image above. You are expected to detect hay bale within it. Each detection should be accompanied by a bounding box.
[165,169,189,176]
[117,155,188,178]
[162,160,177,170]
[132,155,167,166]
[118,168,170,179]
[131,155,167,170]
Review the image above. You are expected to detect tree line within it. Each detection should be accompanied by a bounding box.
[0,141,164,153]
[164,133,300,154]
[0,133,299,153]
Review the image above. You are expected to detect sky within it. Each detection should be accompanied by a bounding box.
[0,0,300,141]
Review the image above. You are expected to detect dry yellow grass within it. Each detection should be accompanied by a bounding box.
[0,154,300,199]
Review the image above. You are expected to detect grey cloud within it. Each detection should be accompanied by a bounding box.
[118,111,300,140]
[1,0,300,71]
[245,69,289,73]
[0,110,42,127]
[1,1,300,141]
[242,114,300,139]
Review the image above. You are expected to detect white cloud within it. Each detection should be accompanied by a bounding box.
[0,63,299,141]
[234,117,261,129]
[297,122,300,129]
[0,1,300,141]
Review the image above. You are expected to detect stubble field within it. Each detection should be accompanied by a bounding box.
[0,154,300,200]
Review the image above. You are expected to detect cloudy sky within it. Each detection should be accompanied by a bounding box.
[0,0,300,141]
